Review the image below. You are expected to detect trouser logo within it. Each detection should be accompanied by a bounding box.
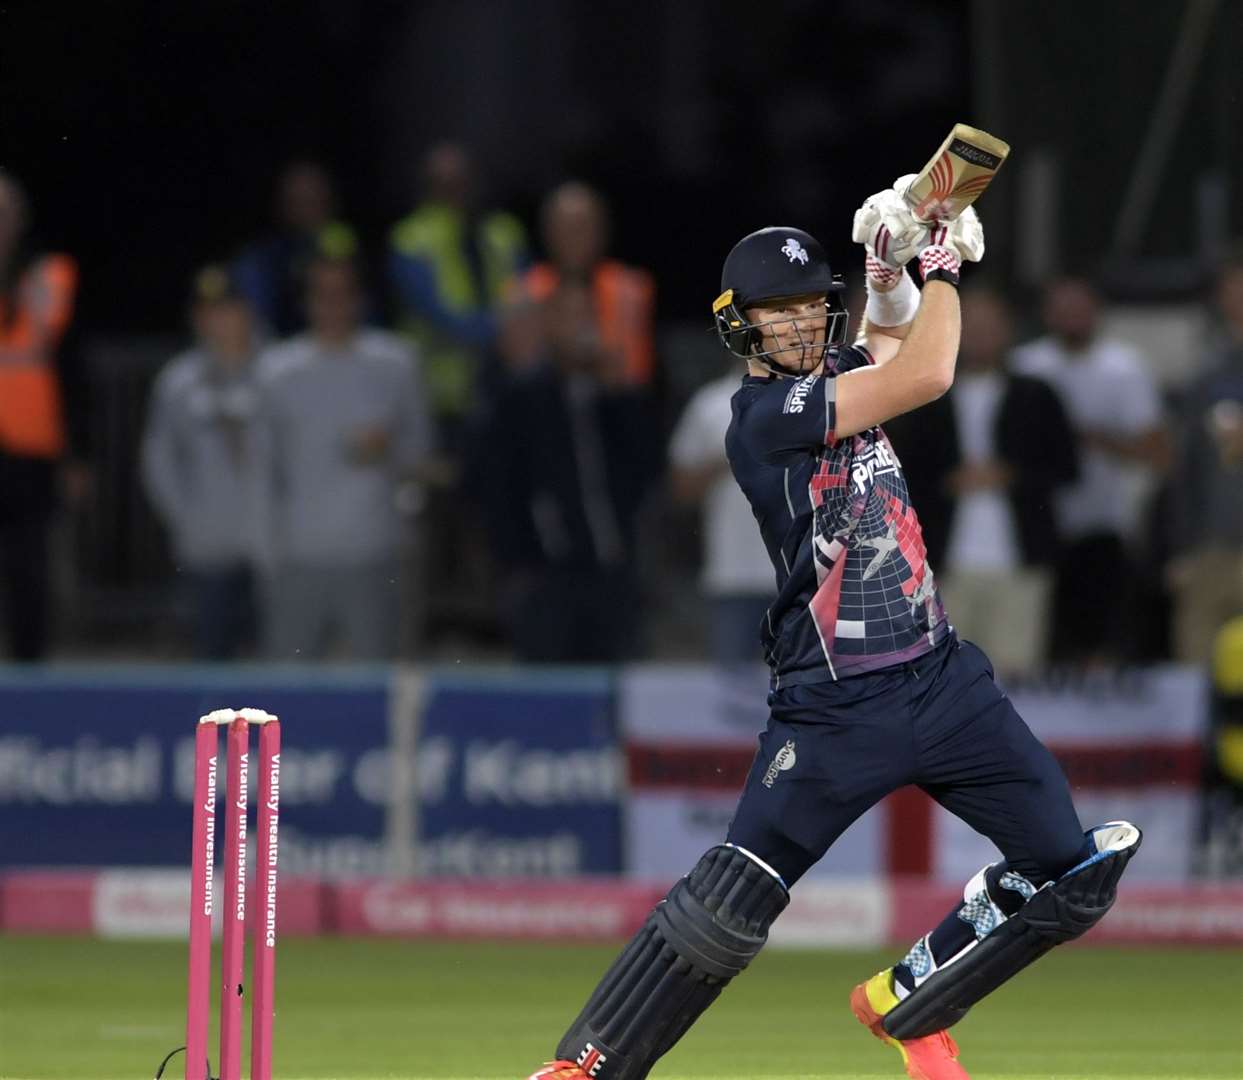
[762,740,797,788]
[577,1044,607,1077]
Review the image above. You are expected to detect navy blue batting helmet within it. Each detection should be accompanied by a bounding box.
[713,226,847,367]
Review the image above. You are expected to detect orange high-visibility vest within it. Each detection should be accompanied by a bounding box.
[0,254,77,459]
[524,260,656,385]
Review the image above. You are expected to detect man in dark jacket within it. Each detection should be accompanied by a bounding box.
[476,281,657,662]
[1169,258,1243,663]
[234,161,359,338]
[885,285,1078,676]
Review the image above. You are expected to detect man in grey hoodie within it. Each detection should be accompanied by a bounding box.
[256,256,431,660]
[142,267,264,658]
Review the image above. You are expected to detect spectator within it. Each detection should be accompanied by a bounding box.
[885,286,1078,677]
[0,170,84,661]
[1168,259,1243,664]
[525,182,657,386]
[388,142,527,437]
[475,281,658,662]
[141,267,264,659]
[669,368,774,664]
[234,161,358,338]
[257,257,431,660]
[494,285,547,378]
[1012,276,1167,665]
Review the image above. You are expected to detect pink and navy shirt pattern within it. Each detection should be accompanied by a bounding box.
[725,345,948,685]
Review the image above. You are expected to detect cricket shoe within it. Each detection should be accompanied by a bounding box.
[526,1061,589,1080]
[850,971,970,1080]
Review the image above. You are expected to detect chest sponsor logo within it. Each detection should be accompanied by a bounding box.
[850,440,898,493]
[783,375,818,414]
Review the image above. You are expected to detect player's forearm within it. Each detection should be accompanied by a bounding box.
[876,280,959,409]
[832,283,959,438]
[860,315,912,344]
[897,280,960,392]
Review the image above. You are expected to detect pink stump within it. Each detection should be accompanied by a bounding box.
[218,719,250,1080]
[185,722,219,1080]
[250,720,281,1080]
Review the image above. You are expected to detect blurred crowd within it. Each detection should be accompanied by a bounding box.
[2,152,1242,673]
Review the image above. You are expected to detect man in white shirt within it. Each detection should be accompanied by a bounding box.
[1012,276,1167,664]
[669,372,775,663]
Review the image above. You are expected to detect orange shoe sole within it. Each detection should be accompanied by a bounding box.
[849,979,970,1080]
[526,1062,589,1080]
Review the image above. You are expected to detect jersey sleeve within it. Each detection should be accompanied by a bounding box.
[735,374,838,463]
[831,343,875,374]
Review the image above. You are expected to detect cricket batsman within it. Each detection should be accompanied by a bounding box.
[525,172,1141,1080]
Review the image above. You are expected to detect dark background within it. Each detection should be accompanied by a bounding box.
[3,1,970,332]
[6,2,1238,333]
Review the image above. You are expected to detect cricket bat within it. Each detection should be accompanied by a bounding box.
[904,124,1010,223]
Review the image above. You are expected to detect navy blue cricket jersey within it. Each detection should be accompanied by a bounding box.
[725,344,949,685]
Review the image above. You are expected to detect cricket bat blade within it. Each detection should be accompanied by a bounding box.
[904,123,1010,223]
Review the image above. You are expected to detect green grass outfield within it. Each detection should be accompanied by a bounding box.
[1,937,1240,1080]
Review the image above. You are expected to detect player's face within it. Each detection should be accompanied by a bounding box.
[745,294,828,374]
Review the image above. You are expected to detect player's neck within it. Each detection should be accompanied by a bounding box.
[745,357,824,380]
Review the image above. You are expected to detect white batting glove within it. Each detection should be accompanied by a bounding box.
[852,187,925,269]
[890,173,986,262]
[939,206,985,262]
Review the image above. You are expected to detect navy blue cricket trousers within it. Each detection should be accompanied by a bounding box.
[726,636,1086,888]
